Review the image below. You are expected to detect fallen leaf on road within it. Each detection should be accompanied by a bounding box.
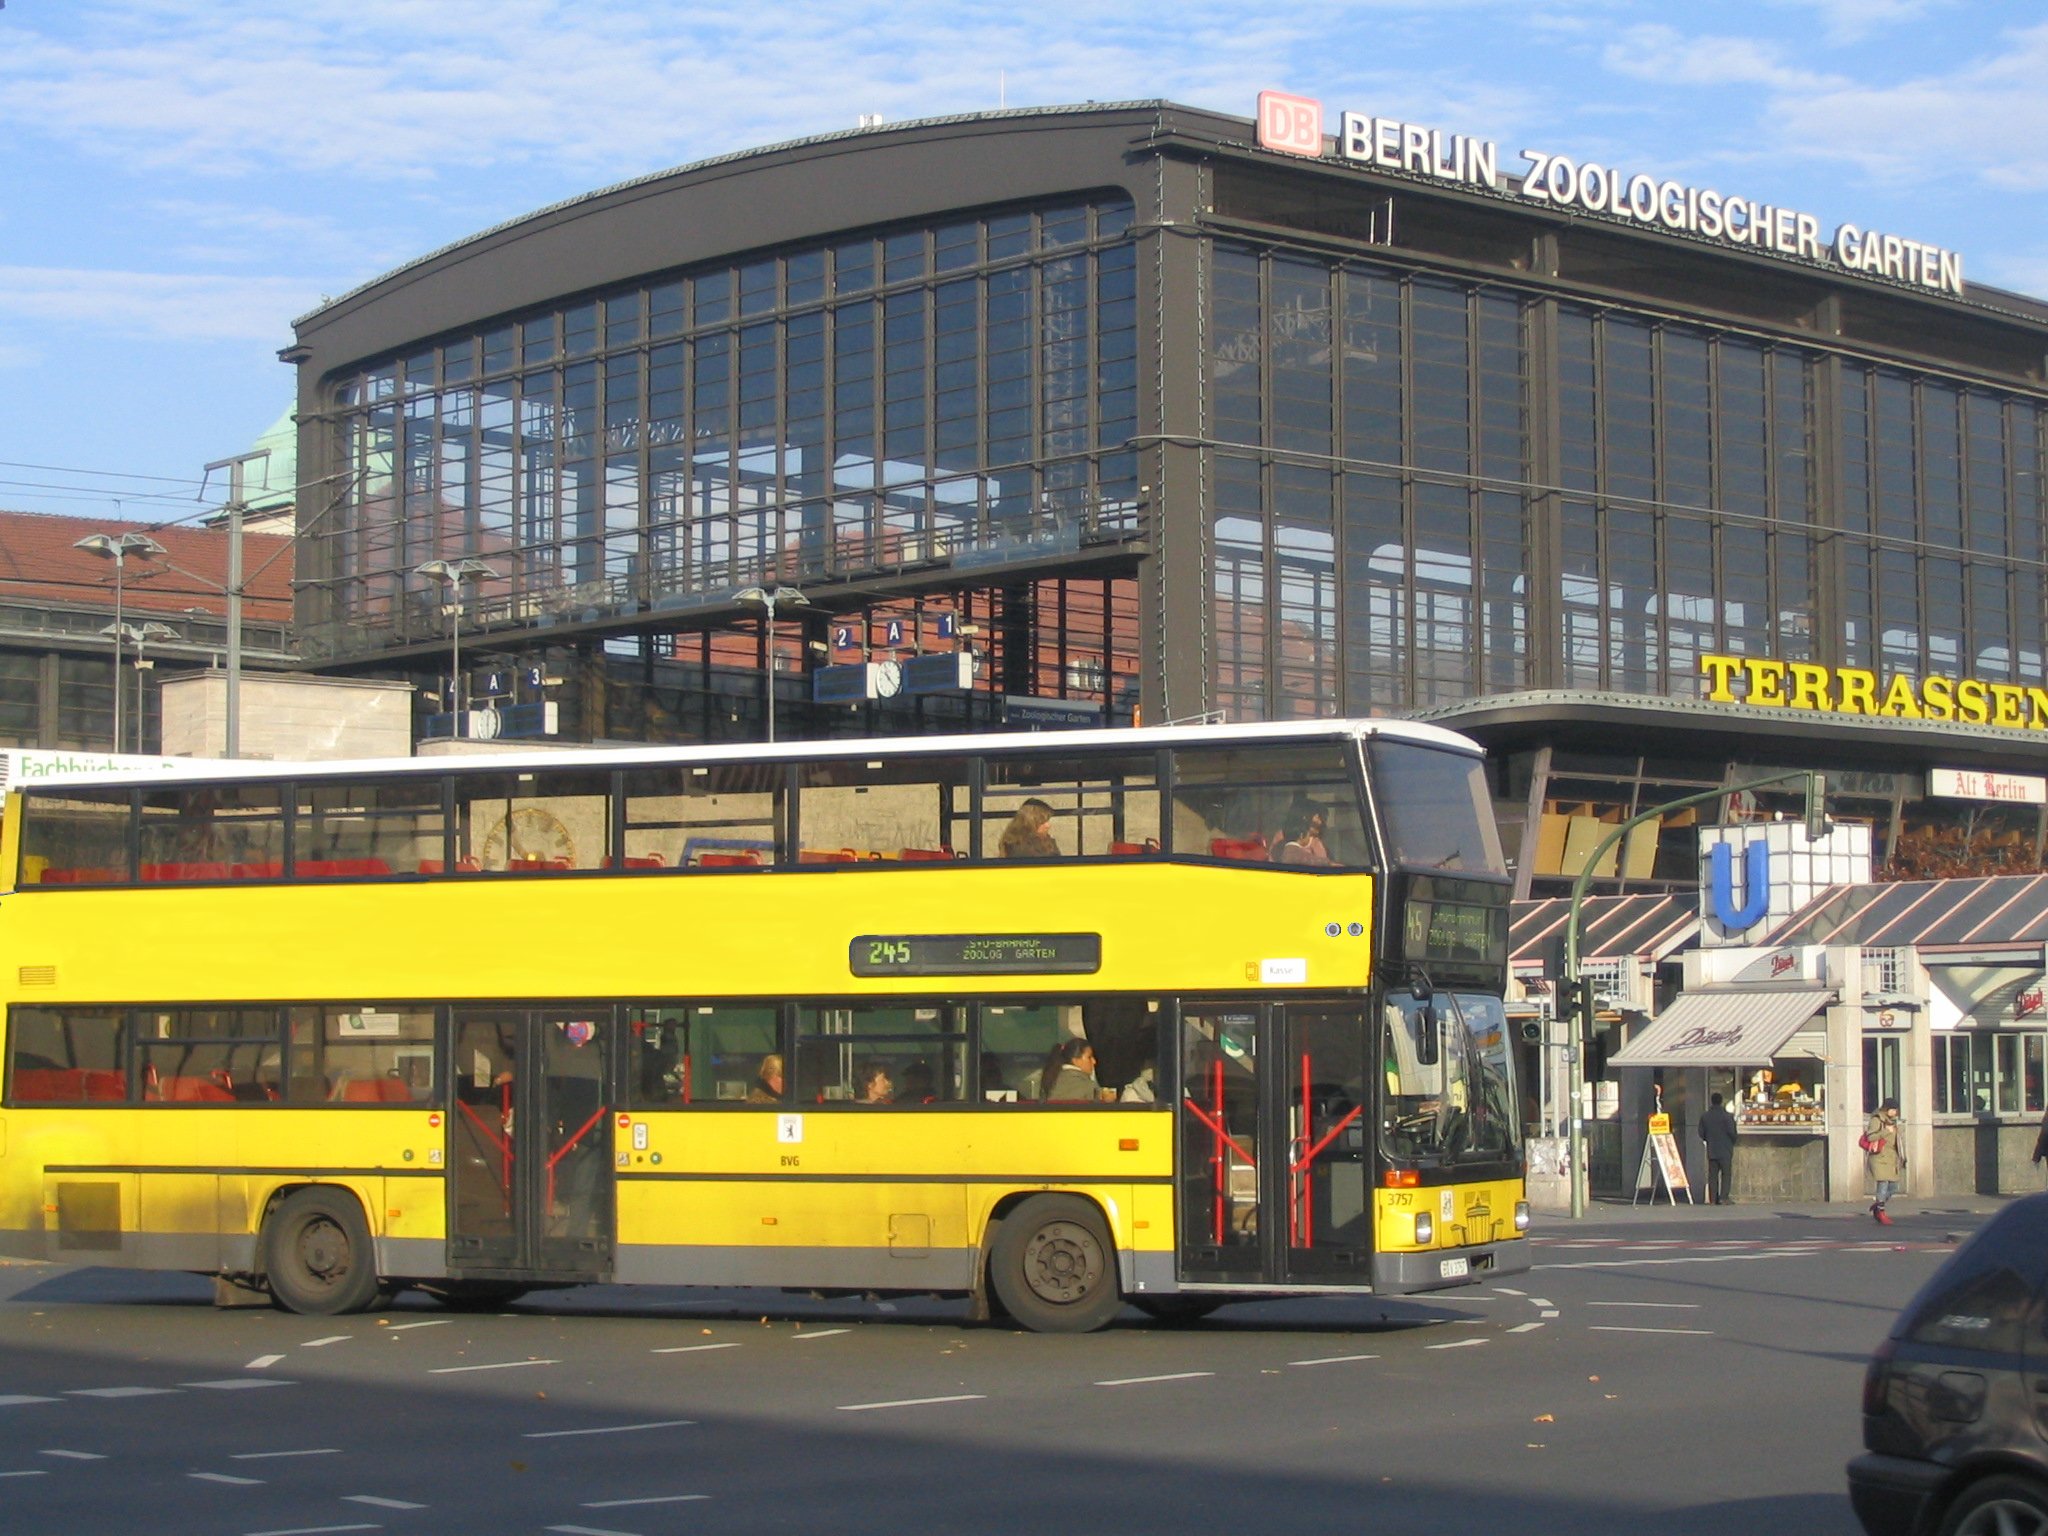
[1533,1414,1554,1423]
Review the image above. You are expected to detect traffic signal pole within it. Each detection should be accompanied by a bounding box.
[1560,770,1826,1218]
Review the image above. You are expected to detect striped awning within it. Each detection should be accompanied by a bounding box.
[1608,985,1833,1067]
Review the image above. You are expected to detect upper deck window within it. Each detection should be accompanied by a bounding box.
[1367,742,1505,877]
[1170,742,1371,868]
[20,786,129,885]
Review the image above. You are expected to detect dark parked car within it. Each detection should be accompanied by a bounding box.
[1849,1193,2048,1536]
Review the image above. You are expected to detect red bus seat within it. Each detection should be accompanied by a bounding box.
[698,851,761,867]
[1110,839,1160,856]
[1208,837,1270,862]
[799,849,859,864]
[298,858,391,878]
[159,1075,235,1102]
[339,1077,414,1103]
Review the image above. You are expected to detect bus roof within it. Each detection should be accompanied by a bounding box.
[13,717,1482,788]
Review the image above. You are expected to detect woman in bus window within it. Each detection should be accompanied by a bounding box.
[1275,803,1333,866]
[854,1060,894,1104]
[1041,1038,1099,1101]
[998,799,1060,858]
[746,1053,784,1104]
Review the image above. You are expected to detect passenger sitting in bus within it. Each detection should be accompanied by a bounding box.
[1040,1038,1100,1102]
[854,1061,894,1104]
[1119,1063,1157,1103]
[997,799,1060,858]
[746,1053,784,1104]
[896,1060,938,1104]
[1274,803,1333,866]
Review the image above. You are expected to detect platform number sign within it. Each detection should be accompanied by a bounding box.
[833,623,858,652]
[885,618,905,647]
[935,611,957,639]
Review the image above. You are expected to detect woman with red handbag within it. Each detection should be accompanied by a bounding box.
[1862,1099,1904,1224]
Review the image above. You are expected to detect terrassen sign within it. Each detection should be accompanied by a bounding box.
[1254,91,1964,297]
[1700,654,2048,731]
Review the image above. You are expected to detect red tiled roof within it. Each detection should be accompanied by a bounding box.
[0,510,293,622]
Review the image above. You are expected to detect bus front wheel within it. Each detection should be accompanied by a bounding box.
[988,1195,1122,1334]
[263,1188,383,1316]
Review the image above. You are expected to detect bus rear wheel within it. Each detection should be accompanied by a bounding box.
[264,1188,383,1316]
[989,1195,1121,1334]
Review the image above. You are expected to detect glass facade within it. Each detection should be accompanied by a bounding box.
[312,197,1140,711]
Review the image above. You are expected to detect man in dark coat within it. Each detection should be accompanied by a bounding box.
[1700,1091,1739,1204]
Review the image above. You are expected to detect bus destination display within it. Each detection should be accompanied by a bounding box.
[1402,898,1506,965]
[850,933,1102,977]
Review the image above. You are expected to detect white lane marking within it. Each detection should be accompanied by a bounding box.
[1541,1310,1561,1318]
[522,1420,695,1440]
[1589,1325,1715,1336]
[71,1387,179,1398]
[1508,1322,1545,1334]
[1527,1297,1555,1308]
[343,1496,427,1510]
[791,1329,851,1342]
[300,1336,351,1349]
[39,1449,107,1459]
[1540,1251,1825,1271]
[837,1394,986,1412]
[650,1343,741,1355]
[1450,1318,1488,1326]
[583,1495,714,1508]
[1587,1301,1701,1309]
[231,1449,344,1461]
[0,1470,49,1478]
[1425,1338,1490,1350]
[384,1321,449,1332]
[243,1526,382,1535]
[547,1526,641,1536]
[186,1379,296,1391]
[1095,1372,1216,1387]
[427,1359,559,1375]
[1492,1286,1527,1296]
[1289,1353,1380,1367]
[0,1395,58,1407]
[189,1471,265,1485]
[246,1355,285,1371]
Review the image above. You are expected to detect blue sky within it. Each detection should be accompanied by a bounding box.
[2,0,2043,526]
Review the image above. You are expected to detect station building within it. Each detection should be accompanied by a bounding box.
[283,99,2048,1197]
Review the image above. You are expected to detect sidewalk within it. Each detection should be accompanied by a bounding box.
[1532,1192,2018,1228]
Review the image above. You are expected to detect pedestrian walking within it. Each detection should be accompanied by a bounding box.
[1699,1091,1739,1204]
[2032,1105,2048,1181]
[1863,1098,1904,1224]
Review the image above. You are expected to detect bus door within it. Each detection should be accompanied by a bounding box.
[447,1007,614,1278]
[1177,1001,1373,1286]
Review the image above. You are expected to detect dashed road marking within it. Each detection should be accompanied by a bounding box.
[300,1337,351,1349]
[0,1470,50,1479]
[343,1496,427,1510]
[384,1321,449,1333]
[1527,1297,1555,1308]
[189,1471,265,1485]
[1492,1286,1527,1296]
[522,1420,694,1440]
[246,1355,286,1370]
[791,1329,851,1342]
[0,1396,57,1407]
[243,1526,381,1535]
[71,1387,178,1398]
[1095,1372,1216,1387]
[186,1379,295,1391]
[1289,1353,1380,1366]
[232,1449,343,1461]
[428,1359,558,1375]
[583,1495,713,1508]
[1589,1325,1714,1336]
[650,1343,741,1355]
[1425,1338,1490,1350]
[38,1449,106,1459]
[1587,1301,1700,1309]
[1508,1321,1545,1333]
[547,1526,640,1536]
[837,1394,985,1412]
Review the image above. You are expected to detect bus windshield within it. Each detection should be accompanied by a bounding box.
[1367,742,1506,877]
[1382,990,1518,1165]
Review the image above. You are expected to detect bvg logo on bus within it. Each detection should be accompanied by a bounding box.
[1257,91,1323,157]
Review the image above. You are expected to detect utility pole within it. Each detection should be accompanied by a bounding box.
[203,449,270,758]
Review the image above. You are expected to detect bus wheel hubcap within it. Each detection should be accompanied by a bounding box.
[1023,1220,1101,1304]
[297,1218,348,1286]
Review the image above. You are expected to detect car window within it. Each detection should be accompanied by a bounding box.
[1895,1199,2048,1357]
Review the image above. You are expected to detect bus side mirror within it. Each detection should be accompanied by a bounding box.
[1414,1002,1440,1066]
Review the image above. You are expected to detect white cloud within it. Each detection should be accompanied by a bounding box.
[0,267,327,343]
[0,342,44,371]
[1766,0,1948,45]
[1602,24,1836,93]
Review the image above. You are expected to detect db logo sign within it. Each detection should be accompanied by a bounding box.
[1257,90,1323,158]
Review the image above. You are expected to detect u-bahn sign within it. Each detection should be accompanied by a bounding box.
[1254,92,1964,297]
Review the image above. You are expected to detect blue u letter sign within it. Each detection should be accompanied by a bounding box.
[1708,840,1771,931]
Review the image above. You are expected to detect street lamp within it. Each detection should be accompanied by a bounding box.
[735,584,809,744]
[75,531,166,754]
[99,621,180,753]
[415,558,500,738]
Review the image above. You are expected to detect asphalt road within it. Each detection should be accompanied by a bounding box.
[0,1204,1983,1536]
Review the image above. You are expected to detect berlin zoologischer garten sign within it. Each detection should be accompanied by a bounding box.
[1255,91,1964,297]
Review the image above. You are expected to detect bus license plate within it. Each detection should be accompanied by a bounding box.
[1439,1257,1469,1279]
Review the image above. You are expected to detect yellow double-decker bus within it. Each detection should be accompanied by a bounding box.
[0,719,1526,1331]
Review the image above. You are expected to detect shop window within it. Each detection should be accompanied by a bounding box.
[1934,1031,2045,1116]
[1169,742,1364,866]
[795,1003,964,1104]
[21,787,131,886]
[1862,1034,1903,1116]
[626,1003,781,1107]
[1889,801,2043,880]
[288,1006,436,1105]
[795,756,970,863]
[138,784,285,881]
[621,761,784,869]
[453,770,612,873]
[296,777,446,877]
[982,750,1161,860]
[137,1007,284,1103]
[8,1006,126,1102]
